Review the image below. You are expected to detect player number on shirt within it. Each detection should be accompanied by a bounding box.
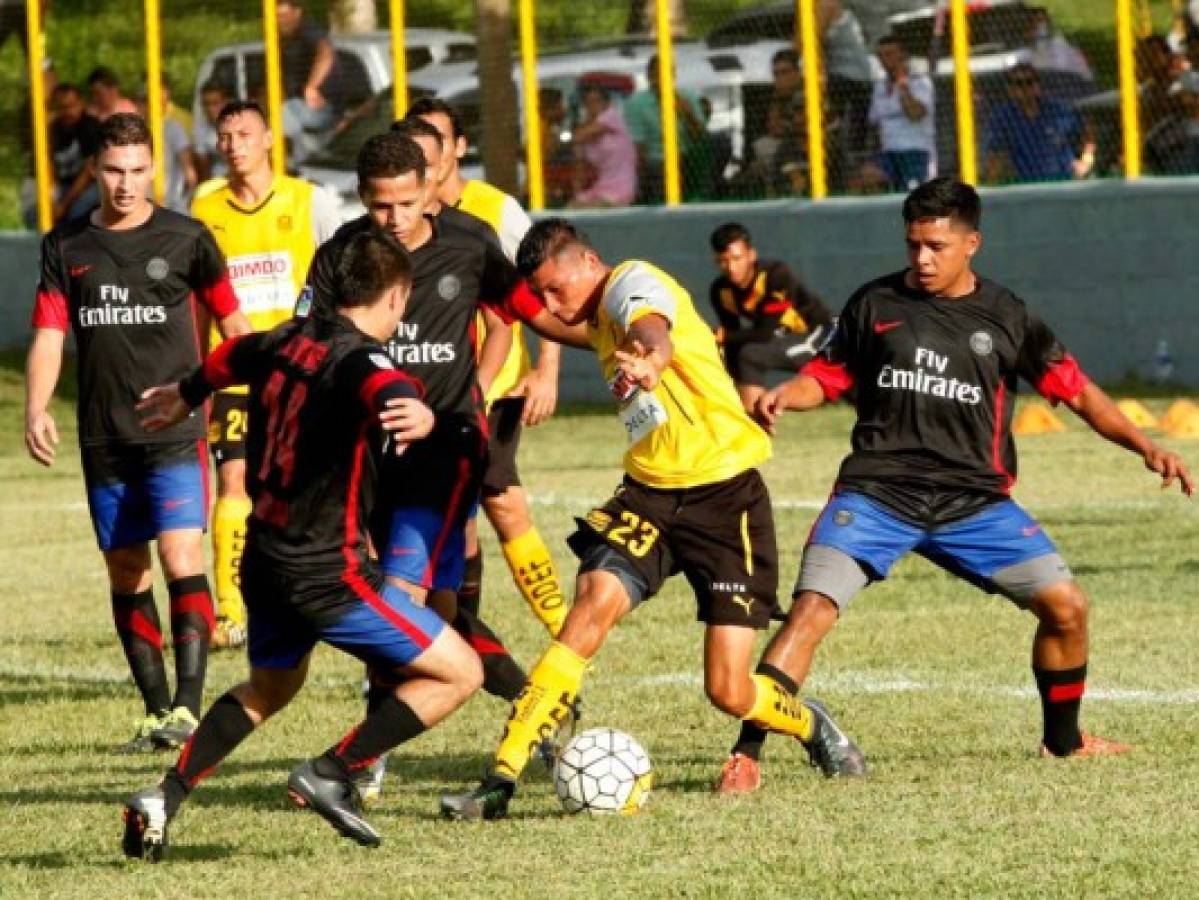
[258,370,307,487]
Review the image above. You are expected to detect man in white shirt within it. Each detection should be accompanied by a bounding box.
[865,36,934,192]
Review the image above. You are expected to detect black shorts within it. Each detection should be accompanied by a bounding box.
[207,392,249,466]
[567,469,779,628]
[481,397,524,496]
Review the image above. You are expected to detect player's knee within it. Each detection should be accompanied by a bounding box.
[483,490,529,538]
[104,548,152,592]
[158,533,205,581]
[558,575,627,657]
[782,591,840,638]
[704,672,754,718]
[1035,581,1089,632]
[457,649,485,699]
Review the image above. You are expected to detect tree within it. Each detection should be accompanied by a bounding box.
[330,0,376,34]
[625,0,688,36]
[476,0,519,193]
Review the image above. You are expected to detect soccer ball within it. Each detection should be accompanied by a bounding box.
[553,727,653,815]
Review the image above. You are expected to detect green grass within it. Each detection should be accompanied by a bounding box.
[2,358,1199,896]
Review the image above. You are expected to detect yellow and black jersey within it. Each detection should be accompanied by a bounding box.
[590,260,771,489]
[710,259,831,340]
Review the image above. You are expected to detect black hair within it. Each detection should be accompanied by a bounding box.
[877,34,904,52]
[52,82,82,99]
[87,66,121,89]
[216,99,267,126]
[336,231,413,309]
[95,113,151,156]
[709,221,752,253]
[201,78,229,96]
[406,97,465,141]
[356,132,427,185]
[902,176,981,230]
[391,116,444,146]
[771,48,799,69]
[516,218,590,278]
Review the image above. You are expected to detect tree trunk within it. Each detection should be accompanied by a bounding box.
[625,0,688,37]
[330,0,377,35]
[476,0,519,194]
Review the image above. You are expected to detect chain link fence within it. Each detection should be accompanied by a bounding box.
[2,0,1196,229]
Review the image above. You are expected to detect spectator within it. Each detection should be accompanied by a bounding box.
[984,63,1095,184]
[748,99,790,196]
[571,83,636,208]
[1138,35,1182,135]
[770,47,802,113]
[159,74,192,136]
[276,0,338,160]
[623,53,705,204]
[193,79,230,182]
[47,83,100,223]
[1025,7,1094,85]
[817,0,874,150]
[862,35,934,192]
[1143,71,1199,175]
[771,94,848,197]
[86,66,138,121]
[136,86,198,213]
[538,87,573,207]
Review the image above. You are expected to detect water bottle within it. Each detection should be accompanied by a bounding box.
[1153,339,1175,383]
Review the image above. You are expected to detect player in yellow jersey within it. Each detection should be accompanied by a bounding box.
[191,100,341,648]
[410,98,568,638]
[439,219,866,820]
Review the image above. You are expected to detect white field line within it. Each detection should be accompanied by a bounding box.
[3,661,1197,706]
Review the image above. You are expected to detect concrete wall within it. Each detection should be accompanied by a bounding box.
[4,179,1197,402]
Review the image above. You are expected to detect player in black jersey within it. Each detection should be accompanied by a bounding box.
[122,230,483,861]
[708,221,833,413]
[714,178,1193,794]
[25,114,252,753]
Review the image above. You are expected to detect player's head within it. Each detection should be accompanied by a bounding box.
[901,177,982,296]
[335,230,413,334]
[94,113,155,218]
[200,79,230,125]
[517,218,606,326]
[356,132,428,246]
[216,100,273,177]
[408,97,467,182]
[710,221,757,288]
[390,117,444,208]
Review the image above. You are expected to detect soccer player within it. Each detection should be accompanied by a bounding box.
[439,219,865,821]
[24,114,251,751]
[708,221,834,413]
[122,230,482,860]
[191,99,341,649]
[410,97,568,638]
[734,177,1192,789]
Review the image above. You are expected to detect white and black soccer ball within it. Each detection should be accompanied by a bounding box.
[553,727,653,815]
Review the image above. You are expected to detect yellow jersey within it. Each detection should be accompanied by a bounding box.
[456,179,533,404]
[192,173,340,393]
[591,261,772,489]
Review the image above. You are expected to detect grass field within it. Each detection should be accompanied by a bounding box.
[2,355,1199,897]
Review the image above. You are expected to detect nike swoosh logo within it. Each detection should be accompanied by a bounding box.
[163,498,192,510]
[390,547,419,556]
[1022,525,1041,537]
[873,321,904,334]
[70,265,93,277]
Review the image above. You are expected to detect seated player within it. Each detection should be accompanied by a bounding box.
[439,219,866,821]
[732,177,1192,791]
[121,231,483,861]
[708,222,834,412]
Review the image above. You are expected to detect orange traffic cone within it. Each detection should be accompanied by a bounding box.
[1013,402,1066,435]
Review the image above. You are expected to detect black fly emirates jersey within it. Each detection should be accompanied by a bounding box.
[33,208,240,446]
[710,259,832,338]
[804,271,1089,523]
[301,213,518,424]
[178,315,422,580]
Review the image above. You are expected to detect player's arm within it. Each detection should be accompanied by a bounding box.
[613,313,673,392]
[24,328,66,466]
[477,305,513,398]
[138,333,270,431]
[344,349,433,451]
[512,337,560,427]
[191,225,251,337]
[754,309,857,432]
[709,281,740,344]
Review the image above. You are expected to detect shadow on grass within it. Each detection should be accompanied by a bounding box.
[5,844,236,869]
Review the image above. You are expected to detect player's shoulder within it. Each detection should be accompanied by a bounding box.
[191,177,230,210]
[151,206,210,239]
[44,215,91,249]
[603,260,683,321]
[438,204,493,243]
[974,275,1030,322]
[323,215,372,251]
[848,270,908,308]
[462,178,513,207]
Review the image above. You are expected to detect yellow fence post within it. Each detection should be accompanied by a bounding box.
[655,0,680,206]
[949,0,977,185]
[25,0,52,231]
[1117,0,1142,179]
[262,0,287,175]
[797,0,826,199]
[518,0,544,211]
[144,0,166,203]
[390,0,408,119]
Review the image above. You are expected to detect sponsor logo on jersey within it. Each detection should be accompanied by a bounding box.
[437,274,462,301]
[146,257,170,280]
[227,253,297,314]
[712,581,748,594]
[969,330,993,356]
[78,284,167,327]
[387,338,456,365]
[877,347,983,405]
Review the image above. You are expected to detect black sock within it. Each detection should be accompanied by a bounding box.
[111,589,171,716]
[1034,664,1087,756]
[164,692,256,818]
[732,663,795,760]
[453,607,526,701]
[459,552,483,616]
[168,575,215,716]
[322,693,427,778]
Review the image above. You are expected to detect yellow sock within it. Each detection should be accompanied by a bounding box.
[212,496,251,625]
[501,527,567,637]
[745,672,814,742]
[494,641,587,780]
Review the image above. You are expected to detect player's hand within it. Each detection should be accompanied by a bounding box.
[380,398,434,449]
[511,369,558,427]
[613,341,661,393]
[136,384,191,432]
[754,388,786,435]
[304,85,327,110]
[1143,445,1194,496]
[25,408,59,467]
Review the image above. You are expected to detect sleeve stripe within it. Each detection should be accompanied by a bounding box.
[359,369,423,411]
[801,357,855,402]
[197,274,240,319]
[1036,354,1089,405]
[31,288,69,331]
[202,334,249,389]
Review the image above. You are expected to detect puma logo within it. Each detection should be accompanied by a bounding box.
[730,594,754,617]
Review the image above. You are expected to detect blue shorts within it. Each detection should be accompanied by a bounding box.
[81,441,209,551]
[799,491,1070,607]
[382,506,471,591]
[244,566,445,672]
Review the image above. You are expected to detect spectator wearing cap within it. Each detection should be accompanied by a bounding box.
[984,63,1095,184]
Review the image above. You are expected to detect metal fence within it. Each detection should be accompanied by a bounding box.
[5,0,1197,231]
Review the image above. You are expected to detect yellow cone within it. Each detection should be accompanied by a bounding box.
[1160,399,1199,434]
[1013,403,1066,435]
[1164,404,1199,439]
[1116,399,1159,430]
